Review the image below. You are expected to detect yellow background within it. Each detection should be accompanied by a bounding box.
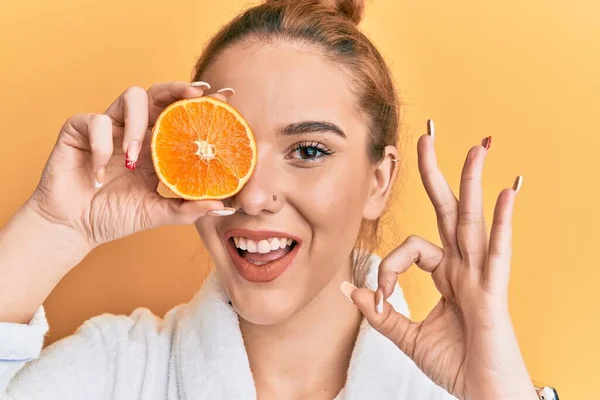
[1,0,598,398]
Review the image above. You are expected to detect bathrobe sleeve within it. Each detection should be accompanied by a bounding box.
[0,305,179,400]
[0,306,109,399]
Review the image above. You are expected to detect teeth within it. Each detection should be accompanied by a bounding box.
[232,236,295,252]
[270,238,280,250]
[246,239,257,253]
[257,240,270,254]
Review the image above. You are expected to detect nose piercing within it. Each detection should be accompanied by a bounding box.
[272,195,278,201]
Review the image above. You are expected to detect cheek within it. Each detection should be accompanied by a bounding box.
[289,159,371,254]
[194,219,223,259]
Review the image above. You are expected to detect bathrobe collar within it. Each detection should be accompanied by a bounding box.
[174,253,418,400]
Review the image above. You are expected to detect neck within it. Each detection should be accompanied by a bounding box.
[240,258,363,400]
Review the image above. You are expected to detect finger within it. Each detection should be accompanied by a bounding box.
[214,87,235,98]
[417,124,460,253]
[346,284,417,358]
[378,235,443,299]
[63,114,114,188]
[457,144,488,267]
[87,115,114,187]
[147,81,211,125]
[206,86,235,103]
[104,86,149,168]
[150,196,234,227]
[485,177,520,294]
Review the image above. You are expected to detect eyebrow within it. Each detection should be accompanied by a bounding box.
[279,121,347,138]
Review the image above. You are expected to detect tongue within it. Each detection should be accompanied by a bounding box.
[242,246,291,263]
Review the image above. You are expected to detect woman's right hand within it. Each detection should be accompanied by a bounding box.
[26,81,229,251]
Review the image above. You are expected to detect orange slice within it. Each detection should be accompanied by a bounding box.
[151,97,256,200]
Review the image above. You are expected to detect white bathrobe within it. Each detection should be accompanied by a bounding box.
[0,253,456,399]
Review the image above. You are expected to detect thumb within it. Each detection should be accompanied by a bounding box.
[342,281,415,356]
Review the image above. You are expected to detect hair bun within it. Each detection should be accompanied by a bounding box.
[323,0,365,25]
[266,0,365,25]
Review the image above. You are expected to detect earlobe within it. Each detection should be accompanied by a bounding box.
[362,145,400,220]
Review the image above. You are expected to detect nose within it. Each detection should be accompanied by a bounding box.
[227,152,283,216]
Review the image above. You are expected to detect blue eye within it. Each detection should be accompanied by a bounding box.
[289,141,334,161]
[296,146,323,159]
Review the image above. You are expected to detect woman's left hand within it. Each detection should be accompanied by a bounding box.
[346,123,538,400]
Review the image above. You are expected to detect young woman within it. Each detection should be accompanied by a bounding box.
[0,0,542,399]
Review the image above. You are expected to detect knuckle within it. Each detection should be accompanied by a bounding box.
[436,201,456,222]
[491,218,506,229]
[147,81,163,93]
[146,82,162,101]
[377,312,399,337]
[405,234,422,245]
[404,237,423,261]
[123,85,148,102]
[64,113,89,129]
[90,113,111,126]
[489,245,510,259]
[458,210,483,225]
[379,274,397,292]
[460,171,478,183]
[461,248,480,266]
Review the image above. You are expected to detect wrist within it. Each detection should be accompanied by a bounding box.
[468,378,539,400]
[467,383,538,400]
[20,198,94,260]
[0,202,91,323]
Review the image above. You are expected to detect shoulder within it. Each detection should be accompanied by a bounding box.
[81,303,188,350]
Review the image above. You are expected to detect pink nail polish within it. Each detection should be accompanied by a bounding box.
[481,136,492,151]
[125,141,139,170]
[125,155,136,170]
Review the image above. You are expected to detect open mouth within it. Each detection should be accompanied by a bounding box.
[230,236,298,265]
[224,230,301,282]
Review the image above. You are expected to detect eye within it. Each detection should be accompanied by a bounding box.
[287,141,334,162]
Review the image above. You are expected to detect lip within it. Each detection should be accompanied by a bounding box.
[224,228,302,283]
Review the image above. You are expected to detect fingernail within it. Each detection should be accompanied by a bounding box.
[216,87,235,96]
[94,168,105,188]
[190,81,211,90]
[125,140,140,170]
[375,289,384,314]
[481,136,492,151]
[512,175,523,194]
[340,281,357,304]
[208,207,236,216]
[427,119,435,143]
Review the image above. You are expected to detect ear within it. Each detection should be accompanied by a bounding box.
[362,145,399,220]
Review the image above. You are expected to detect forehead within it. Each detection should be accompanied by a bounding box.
[200,39,364,135]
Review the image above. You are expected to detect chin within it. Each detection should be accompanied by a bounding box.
[229,288,302,325]
[207,227,306,325]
